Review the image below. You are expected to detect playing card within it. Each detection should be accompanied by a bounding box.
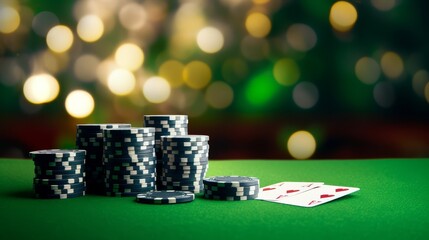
[257,182,324,201]
[275,184,360,207]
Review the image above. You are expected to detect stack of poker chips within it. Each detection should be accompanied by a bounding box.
[143,115,188,189]
[103,127,157,197]
[203,176,260,201]
[76,124,131,193]
[30,149,86,199]
[159,135,209,193]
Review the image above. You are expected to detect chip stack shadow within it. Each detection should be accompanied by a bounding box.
[103,127,157,197]
[143,115,188,189]
[160,135,209,193]
[30,149,86,199]
[76,124,131,194]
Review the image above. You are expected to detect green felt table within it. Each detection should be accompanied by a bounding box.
[0,158,428,240]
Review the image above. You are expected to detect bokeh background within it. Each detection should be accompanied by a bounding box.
[1,0,428,160]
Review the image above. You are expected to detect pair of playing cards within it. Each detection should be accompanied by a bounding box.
[257,182,360,207]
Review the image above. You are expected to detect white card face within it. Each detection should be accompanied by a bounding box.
[275,185,360,207]
[256,182,324,201]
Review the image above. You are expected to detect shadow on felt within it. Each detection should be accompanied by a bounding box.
[6,188,34,199]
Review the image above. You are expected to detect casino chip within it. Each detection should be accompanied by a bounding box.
[159,135,209,193]
[203,176,260,201]
[143,115,188,189]
[136,190,195,204]
[103,127,156,196]
[30,149,87,199]
[76,123,131,194]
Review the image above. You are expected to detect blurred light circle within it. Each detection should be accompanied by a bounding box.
[245,12,271,38]
[0,6,20,34]
[114,43,144,71]
[380,51,404,79]
[107,69,136,96]
[287,130,316,159]
[196,27,224,54]
[329,1,358,32]
[65,90,94,118]
[119,2,147,31]
[355,57,380,84]
[74,54,100,82]
[183,61,212,89]
[273,58,300,86]
[286,24,317,52]
[293,82,319,109]
[425,82,429,104]
[371,0,397,11]
[373,81,395,108]
[46,25,74,53]
[159,60,185,88]
[240,36,270,61]
[412,70,429,98]
[32,11,59,37]
[77,15,104,42]
[23,74,60,104]
[205,81,234,109]
[142,76,171,103]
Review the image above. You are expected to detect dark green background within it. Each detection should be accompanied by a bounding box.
[1,159,428,240]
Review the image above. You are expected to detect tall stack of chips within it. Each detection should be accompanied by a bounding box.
[159,135,209,193]
[30,149,86,199]
[103,127,157,197]
[203,176,260,201]
[143,115,188,189]
[75,124,131,193]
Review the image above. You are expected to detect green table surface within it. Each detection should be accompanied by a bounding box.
[0,158,428,240]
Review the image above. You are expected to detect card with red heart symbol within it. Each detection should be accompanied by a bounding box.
[274,185,360,207]
[256,182,324,201]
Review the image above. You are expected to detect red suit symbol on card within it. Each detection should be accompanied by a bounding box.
[263,187,276,191]
[286,189,299,194]
[320,194,334,198]
[335,188,348,192]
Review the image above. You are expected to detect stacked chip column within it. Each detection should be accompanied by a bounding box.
[76,124,131,194]
[103,127,157,197]
[143,115,188,190]
[160,135,209,193]
[30,149,86,199]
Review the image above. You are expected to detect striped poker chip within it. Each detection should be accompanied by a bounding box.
[136,190,194,204]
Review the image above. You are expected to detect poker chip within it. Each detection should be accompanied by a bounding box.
[76,123,131,193]
[135,190,195,204]
[30,149,87,200]
[202,176,260,201]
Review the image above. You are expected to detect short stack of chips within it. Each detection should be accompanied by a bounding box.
[203,176,260,201]
[30,149,86,199]
[160,135,209,193]
[103,127,157,197]
[136,190,195,204]
[143,115,188,189]
[76,124,131,193]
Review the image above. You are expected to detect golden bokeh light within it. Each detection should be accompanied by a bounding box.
[329,1,358,32]
[371,0,397,11]
[46,25,74,53]
[65,90,95,118]
[380,51,404,79]
[74,54,100,82]
[287,130,317,159]
[253,0,271,4]
[245,12,271,38]
[196,27,224,54]
[205,81,234,109]
[286,24,317,52]
[77,14,104,42]
[412,70,429,97]
[355,57,380,84]
[142,76,171,104]
[0,6,21,34]
[114,43,144,71]
[183,61,212,89]
[107,69,136,96]
[273,58,300,86]
[159,60,185,88]
[23,74,60,104]
[118,2,147,31]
